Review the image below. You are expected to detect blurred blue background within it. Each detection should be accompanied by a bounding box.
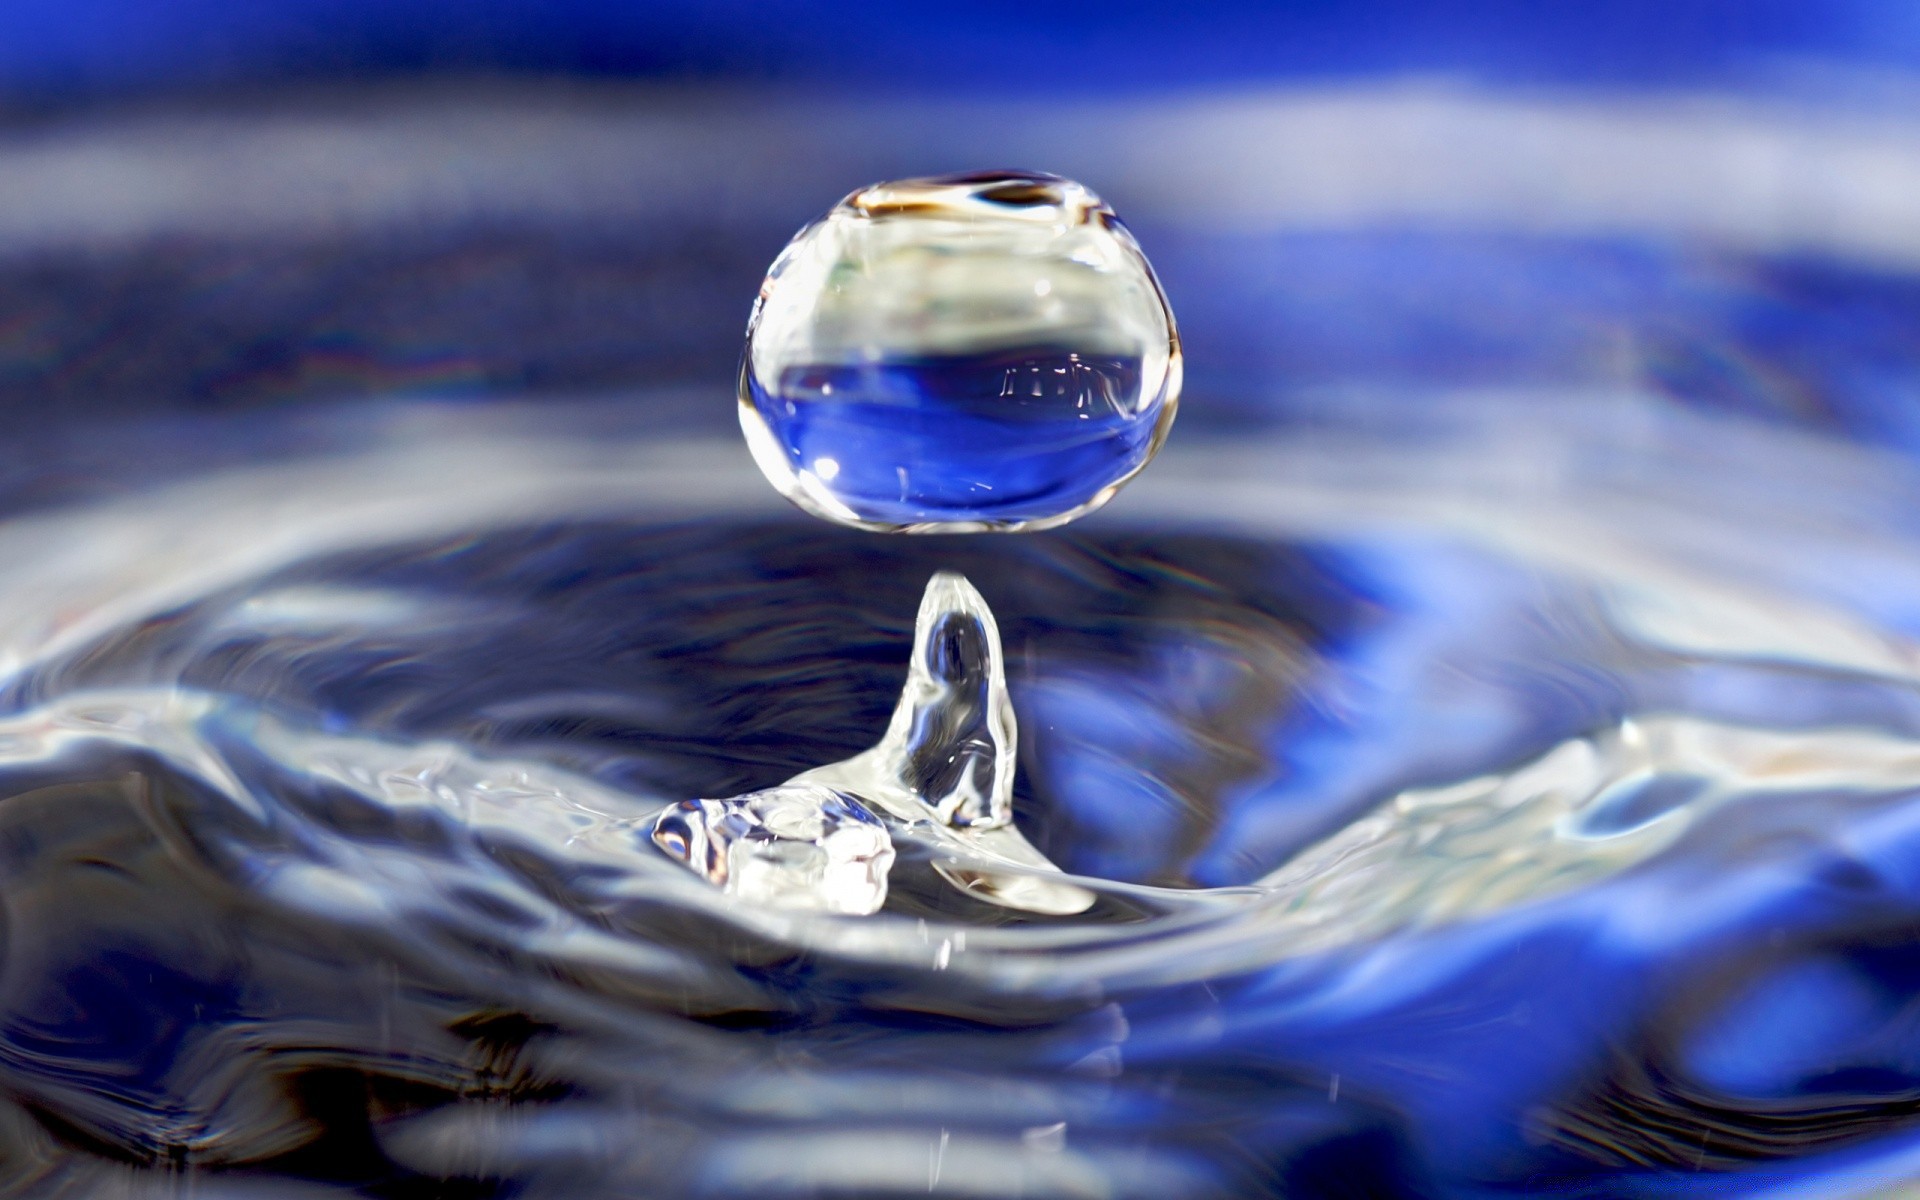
[3,0,1920,96]
[0,1,1916,508]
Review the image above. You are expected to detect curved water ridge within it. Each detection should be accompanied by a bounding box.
[7,678,1920,985]
[6,407,1920,1195]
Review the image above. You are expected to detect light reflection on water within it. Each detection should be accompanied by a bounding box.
[5,78,1920,1198]
[3,379,1920,1196]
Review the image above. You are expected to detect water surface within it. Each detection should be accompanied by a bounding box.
[3,370,1920,1197]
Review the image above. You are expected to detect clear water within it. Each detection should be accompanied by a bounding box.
[652,571,1093,917]
[738,172,1181,532]
[651,782,898,916]
[745,349,1160,529]
[8,374,1920,1196]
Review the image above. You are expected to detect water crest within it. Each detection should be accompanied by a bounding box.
[2,396,1920,1197]
[654,572,1093,916]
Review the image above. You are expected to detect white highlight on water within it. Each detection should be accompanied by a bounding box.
[3,399,1919,993]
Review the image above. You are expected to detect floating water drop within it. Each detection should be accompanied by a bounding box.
[739,171,1181,532]
[651,571,1094,915]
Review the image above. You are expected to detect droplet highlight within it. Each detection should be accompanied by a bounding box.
[740,171,1181,532]
[650,785,895,916]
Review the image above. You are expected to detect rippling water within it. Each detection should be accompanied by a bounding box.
[4,359,1920,1197]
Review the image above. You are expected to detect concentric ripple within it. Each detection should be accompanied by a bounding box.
[4,397,1920,1197]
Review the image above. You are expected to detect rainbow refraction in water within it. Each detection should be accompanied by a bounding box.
[739,172,1181,532]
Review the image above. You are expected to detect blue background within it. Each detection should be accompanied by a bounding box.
[2,1,1918,98]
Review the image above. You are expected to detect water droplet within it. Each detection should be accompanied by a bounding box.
[739,171,1181,532]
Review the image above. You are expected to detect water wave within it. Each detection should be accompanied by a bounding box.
[3,398,1920,1195]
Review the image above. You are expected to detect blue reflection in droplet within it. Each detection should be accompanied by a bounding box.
[739,171,1180,532]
